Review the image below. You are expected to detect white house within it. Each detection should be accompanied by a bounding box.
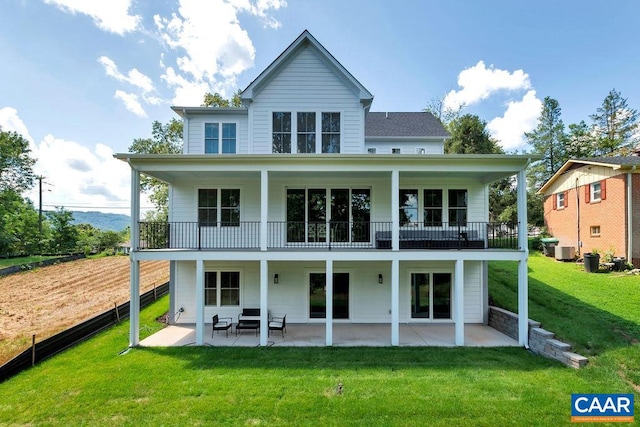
[116,30,531,348]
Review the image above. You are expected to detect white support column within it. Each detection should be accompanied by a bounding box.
[516,169,529,347]
[325,260,333,346]
[195,260,204,345]
[260,170,268,251]
[454,259,465,346]
[391,170,399,251]
[391,259,399,346]
[260,259,268,346]
[129,259,140,347]
[129,167,141,347]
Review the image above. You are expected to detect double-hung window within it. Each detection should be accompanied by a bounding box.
[204,123,236,154]
[448,189,467,226]
[423,190,443,226]
[297,112,316,153]
[557,192,565,209]
[590,182,601,202]
[399,190,419,226]
[204,271,240,306]
[272,112,291,153]
[198,189,240,227]
[321,112,340,153]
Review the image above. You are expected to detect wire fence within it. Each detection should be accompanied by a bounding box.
[0,282,169,383]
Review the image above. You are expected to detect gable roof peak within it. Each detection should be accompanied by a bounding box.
[241,30,373,106]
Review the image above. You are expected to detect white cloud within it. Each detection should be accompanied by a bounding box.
[43,0,141,35]
[98,56,155,93]
[0,107,34,146]
[487,90,543,151]
[444,61,532,111]
[154,0,285,104]
[114,90,147,117]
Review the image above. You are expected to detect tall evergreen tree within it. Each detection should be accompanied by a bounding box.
[590,88,639,155]
[564,120,596,159]
[525,97,566,191]
[446,114,503,154]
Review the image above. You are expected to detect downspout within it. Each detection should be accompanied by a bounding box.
[575,177,581,256]
[628,166,636,264]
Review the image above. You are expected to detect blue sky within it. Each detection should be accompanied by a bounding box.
[1,0,639,213]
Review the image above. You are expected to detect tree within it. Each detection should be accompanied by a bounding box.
[424,95,463,128]
[446,114,503,155]
[0,190,41,256]
[564,120,596,159]
[202,90,242,107]
[0,128,36,194]
[590,88,639,155]
[525,97,566,191]
[129,119,183,220]
[47,207,78,254]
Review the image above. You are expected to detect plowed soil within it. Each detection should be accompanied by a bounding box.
[0,257,169,364]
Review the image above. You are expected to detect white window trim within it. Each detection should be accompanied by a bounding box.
[204,269,243,307]
[557,192,565,209]
[271,110,343,154]
[399,187,468,227]
[590,182,602,202]
[203,121,239,154]
[196,186,244,226]
[408,269,455,322]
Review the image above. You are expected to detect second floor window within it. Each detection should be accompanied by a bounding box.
[590,182,601,202]
[400,189,419,226]
[585,180,606,203]
[272,112,291,153]
[322,112,340,153]
[424,189,443,226]
[198,188,240,226]
[448,189,467,226]
[557,192,565,209]
[205,123,236,154]
[297,112,316,153]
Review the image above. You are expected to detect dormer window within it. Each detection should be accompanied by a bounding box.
[205,123,236,154]
[392,148,401,154]
[272,112,292,153]
[272,111,341,153]
[297,112,316,153]
[321,112,340,153]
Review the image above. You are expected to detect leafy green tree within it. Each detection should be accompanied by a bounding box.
[525,97,566,191]
[129,119,183,220]
[0,190,41,256]
[47,207,78,254]
[564,120,596,159]
[0,128,36,194]
[446,114,503,155]
[98,230,124,252]
[590,88,639,155]
[202,90,242,107]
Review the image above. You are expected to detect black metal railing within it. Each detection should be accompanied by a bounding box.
[137,221,520,250]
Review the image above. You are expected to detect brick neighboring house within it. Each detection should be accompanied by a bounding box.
[538,157,640,267]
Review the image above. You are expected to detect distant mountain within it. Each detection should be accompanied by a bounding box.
[70,211,131,231]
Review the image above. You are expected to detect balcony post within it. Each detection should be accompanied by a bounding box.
[260,170,268,251]
[325,260,333,346]
[391,259,399,346]
[195,260,204,345]
[517,169,529,346]
[260,259,268,346]
[391,170,399,251]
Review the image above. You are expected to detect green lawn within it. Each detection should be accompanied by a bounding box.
[0,252,638,425]
[0,255,58,268]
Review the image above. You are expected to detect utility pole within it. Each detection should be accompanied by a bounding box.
[37,176,44,235]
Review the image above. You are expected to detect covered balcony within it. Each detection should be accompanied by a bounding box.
[136,221,521,251]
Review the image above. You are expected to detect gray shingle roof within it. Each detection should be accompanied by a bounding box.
[365,112,449,138]
[575,156,640,166]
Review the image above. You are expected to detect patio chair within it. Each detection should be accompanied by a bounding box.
[212,314,233,338]
[268,315,286,337]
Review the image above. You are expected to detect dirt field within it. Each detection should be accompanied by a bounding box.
[0,257,169,364]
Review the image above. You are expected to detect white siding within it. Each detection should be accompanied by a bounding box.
[365,141,444,155]
[250,45,365,154]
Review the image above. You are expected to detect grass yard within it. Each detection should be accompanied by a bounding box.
[0,255,58,268]
[0,251,638,425]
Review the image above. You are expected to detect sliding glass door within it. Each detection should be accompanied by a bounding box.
[309,273,349,319]
[411,272,452,320]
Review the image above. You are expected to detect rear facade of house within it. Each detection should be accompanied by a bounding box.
[118,31,531,347]
[539,157,640,267]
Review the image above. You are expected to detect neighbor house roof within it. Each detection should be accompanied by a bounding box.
[365,112,449,139]
[241,30,374,107]
[537,156,640,194]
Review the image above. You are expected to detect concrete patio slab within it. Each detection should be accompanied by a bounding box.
[139,323,519,348]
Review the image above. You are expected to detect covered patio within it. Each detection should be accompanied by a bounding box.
[140,323,519,347]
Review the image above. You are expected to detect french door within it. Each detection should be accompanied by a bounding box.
[411,272,452,319]
[309,272,349,319]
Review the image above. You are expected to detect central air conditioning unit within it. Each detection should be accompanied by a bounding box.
[555,246,576,261]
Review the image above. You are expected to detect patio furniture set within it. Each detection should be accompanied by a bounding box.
[212,309,286,339]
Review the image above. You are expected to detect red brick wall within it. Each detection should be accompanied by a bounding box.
[544,175,628,260]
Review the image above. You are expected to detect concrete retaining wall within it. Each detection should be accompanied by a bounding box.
[489,306,588,369]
